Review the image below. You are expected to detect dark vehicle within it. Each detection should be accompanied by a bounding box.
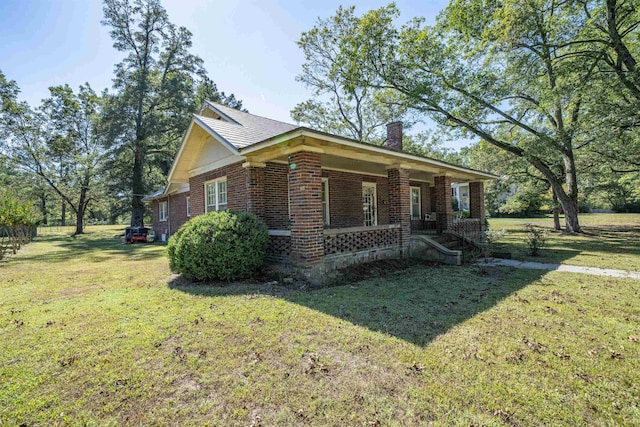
[124,227,150,244]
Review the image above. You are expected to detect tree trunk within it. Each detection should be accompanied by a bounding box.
[61,200,66,226]
[40,193,48,226]
[562,150,581,233]
[74,189,87,235]
[552,190,561,231]
[530,157,581,233]
[550,182,580,233]
[131,145,145,227]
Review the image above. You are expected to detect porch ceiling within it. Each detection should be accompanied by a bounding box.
[243,134,492,183]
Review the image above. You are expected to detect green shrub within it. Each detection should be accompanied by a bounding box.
[524,224,547,256]
[167,210,269,282]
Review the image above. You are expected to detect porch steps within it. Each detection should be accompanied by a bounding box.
[421,234,479,263]
[409,235,462,265]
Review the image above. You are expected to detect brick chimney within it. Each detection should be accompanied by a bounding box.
[386,121,403,151]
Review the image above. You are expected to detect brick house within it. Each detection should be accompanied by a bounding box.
[147,101,496,277]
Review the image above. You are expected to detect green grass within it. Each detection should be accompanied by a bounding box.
[1,224,639,425]
[489,213,640,271]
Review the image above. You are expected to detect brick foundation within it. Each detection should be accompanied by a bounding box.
[324,226,400,254]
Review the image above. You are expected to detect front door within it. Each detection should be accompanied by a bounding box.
[362,182,377,226]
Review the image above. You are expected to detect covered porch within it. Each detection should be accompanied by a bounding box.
[240,125,493,273]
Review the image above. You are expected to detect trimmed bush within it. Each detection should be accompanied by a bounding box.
[167,210,269,282]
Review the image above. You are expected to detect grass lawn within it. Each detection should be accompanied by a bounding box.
[1,224,639,425]
[489,213,640,271]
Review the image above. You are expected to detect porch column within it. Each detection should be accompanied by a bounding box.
[469,181,486,231]
[434,175,453,233]
[387,166,411,256]
[288,151,324,265]
[243,161,266,221]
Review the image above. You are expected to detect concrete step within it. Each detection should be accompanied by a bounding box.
[443,240,462,250]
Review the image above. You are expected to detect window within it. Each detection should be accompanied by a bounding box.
[159,201,168,222]
[205,178,228,212]
[410,187,421,220]
[362,182,377,226]
[186,196,191,217]
[321,178,330,226]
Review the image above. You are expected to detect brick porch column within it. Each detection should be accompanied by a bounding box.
[434,175,453,233]
[387,167,411,256]
[469,181,486,231]
[288,151,324,265]
[244,162,266,221]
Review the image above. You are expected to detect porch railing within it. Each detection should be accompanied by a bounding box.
[451,218,482,242]
[324,224,400,255]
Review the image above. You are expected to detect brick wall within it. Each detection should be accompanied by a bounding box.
[429,185,436,214]
[385,122,403,151]
[246,165,265,221]
[322,170,389,228]
[288,151,324,265]
[434,175,453,233]
[150,191,189,240]
[264,162,290,229]
[189,161,246,216]
[388,168,411,254]
[469,181,486,231]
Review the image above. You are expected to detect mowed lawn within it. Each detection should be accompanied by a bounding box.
[489,213,640,270]
[1,220,639,426]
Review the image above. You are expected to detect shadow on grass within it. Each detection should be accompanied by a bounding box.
[168,261,552,347]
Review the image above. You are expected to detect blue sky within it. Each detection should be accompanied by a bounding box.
[0,0,457,143]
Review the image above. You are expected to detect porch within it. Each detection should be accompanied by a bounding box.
[248,149,487,272]
[237,121,492,276]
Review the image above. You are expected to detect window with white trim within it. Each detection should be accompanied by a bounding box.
[159,201,168,222]
[410,186,421,220]
[186,196,191,217]
[362,182,377,226]
[205,177,228,212]
[321,178,330,226]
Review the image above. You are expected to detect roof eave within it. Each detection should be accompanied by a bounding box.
[239,128,499,180]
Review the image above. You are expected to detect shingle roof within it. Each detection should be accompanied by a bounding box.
[198,102,298,149]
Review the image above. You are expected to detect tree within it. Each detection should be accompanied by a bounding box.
[292,6,412,143]
[306,2,619,232]
[0,189,40,259]
[101,0,203,227]
[0,71,104,234]
[574,0,640,173]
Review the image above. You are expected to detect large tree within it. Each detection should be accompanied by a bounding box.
[292,6,412,143]
[304,2,620,232]
[101,0,244,226]
[0,71,103,234]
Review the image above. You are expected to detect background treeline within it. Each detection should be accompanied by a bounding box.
[2,0,640,237]
[0,0,244,235]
